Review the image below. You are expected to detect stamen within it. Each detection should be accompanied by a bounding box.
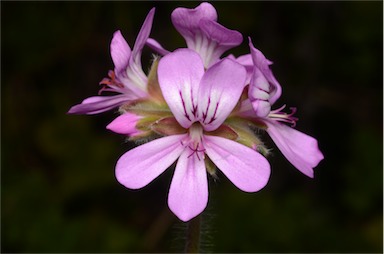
[98,70,125,95]
[187,143,206,161]
[268,104,298,127]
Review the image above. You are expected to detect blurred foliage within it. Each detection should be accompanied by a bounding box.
[2,1,382,253]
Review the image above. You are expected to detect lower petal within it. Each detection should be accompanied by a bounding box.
[266,121,324,178]
[204,135,271,192]
[168,149,208,222]
[67,95,131,115]
[115,134,186,189]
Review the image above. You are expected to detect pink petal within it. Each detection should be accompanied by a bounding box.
[249,67,272,118]
[198,58,247,131]
[67,95,131,115]
[200,19,243,47]
[106,112,142,135]
[116,8,154,95]
[204,135,271,192]
[236,53,253,66]
[110,30,132,75]
[146,38,171,56]
[198,19,243,66]
[251,100,271,118]
[168,149,208,222]
[266,121,324,178]
[131,8,155,66]
[158,49,204,128]
[115,134,186,189]
[171,2,218,42]
[171,3,242,68]
[236,53,253,84]
[249,38,282,105]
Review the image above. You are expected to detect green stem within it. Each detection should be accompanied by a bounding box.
[184,214,201,253]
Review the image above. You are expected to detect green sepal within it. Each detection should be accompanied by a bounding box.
[124,100,172,118]
[205,124,238,141]
[151,117,187,136]
[224,117,270,157]
[147,56,165,103]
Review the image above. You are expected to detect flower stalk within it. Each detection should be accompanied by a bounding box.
[184,214,201,253]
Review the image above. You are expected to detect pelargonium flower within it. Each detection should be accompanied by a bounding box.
[147,2,243,68]
[68,8,155,115]
[109,49,271,221]
[241,39,324,178]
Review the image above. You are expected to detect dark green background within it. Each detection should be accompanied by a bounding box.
[2,1,382,253]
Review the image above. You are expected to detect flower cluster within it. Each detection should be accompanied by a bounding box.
[68,3,323,222]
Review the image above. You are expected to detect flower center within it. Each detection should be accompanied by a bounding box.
[183,123,206,160]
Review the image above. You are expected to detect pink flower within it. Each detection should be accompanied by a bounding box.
[244,39,323,178]
[113,49,270,221]
[68,8,155,115]
[147,2,243,68]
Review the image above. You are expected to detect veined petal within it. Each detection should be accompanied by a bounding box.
[111,30,132,75]
[158,49,204,128]
[120,8,155,94]
[249,67,272,118]
[115,134,186,189]
[249,38,282,105]
[198,19,243,67]
[198,58,247,131]
[171,3,242,68]
[204,135,271,192]
[235,53,253,84]
[146,38,171,56]
[266,121,324,178]
[171,2,217,41]
[168,149,208,222]
[131,8,155,66]
[106,112,142,135]
[226,53,253,85]
[200,19,243,47]
[236,53,253,67]
[67,94,131,115]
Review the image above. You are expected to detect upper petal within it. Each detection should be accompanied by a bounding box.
[249,67,272,118]
[200,19,243,47]
[110,30,132,75]
[249,38,282,105]
[198,19,243,66]
[171,2,218,41]
[115,134,186,189]
[171,3,242,68]
[146,38,171,56]
[266,121,324,178]
[198,58,247,131]
[158,49,205,128]
[67,94,131,115]
[117,8,155,95]
[204,135,271,192]
[235,53,253,84]
[168,149,208,222]
[131,8,155,65]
